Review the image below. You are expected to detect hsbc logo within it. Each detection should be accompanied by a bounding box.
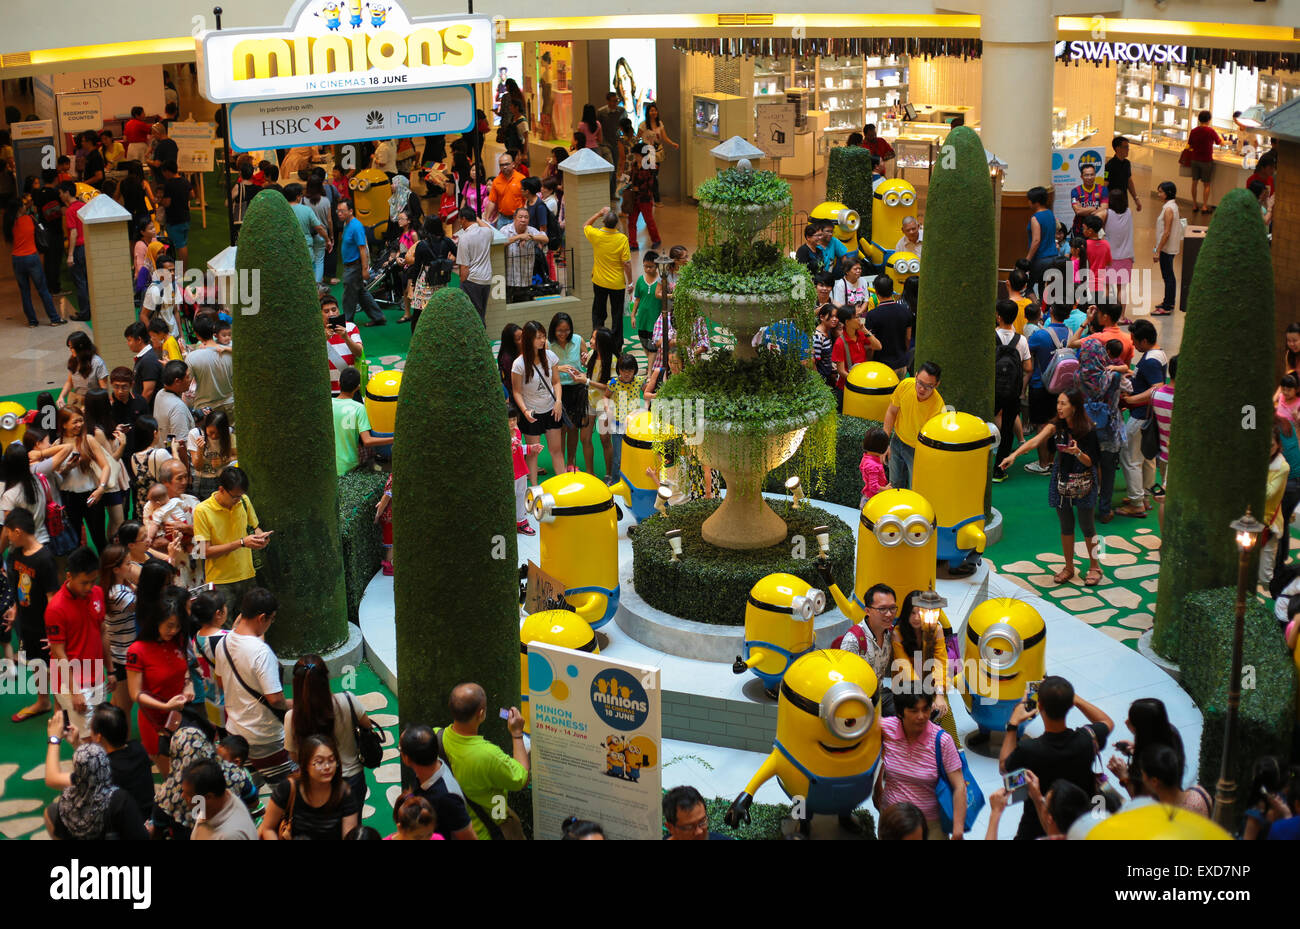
[118,75,136,86]
[315,115,339,131]
[261,117,312,136]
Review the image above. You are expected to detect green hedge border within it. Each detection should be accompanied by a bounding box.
[1181,588,1297,791]
[338,469,388,625]
[768,415,877,511]
[631,499,856,625]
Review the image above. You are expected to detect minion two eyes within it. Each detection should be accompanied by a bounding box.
[874,514,933,547]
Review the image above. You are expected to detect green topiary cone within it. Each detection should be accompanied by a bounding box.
[393,287,519,743]
[914,126,997,425]
[233,189,348,656]
[1152,188,1276,660]
[826,145,875,248]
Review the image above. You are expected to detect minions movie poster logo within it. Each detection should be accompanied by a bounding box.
[1051,147,1105,231]
[528,644,663,841]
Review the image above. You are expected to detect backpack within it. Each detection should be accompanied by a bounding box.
[994,332,1024,399]
[1042,327,1080,394]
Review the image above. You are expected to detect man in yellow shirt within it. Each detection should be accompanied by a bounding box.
[584,207,633,355]
[193,466,272,617]
[882,361,944,489]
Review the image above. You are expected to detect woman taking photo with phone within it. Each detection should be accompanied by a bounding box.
[998,389,1104,586]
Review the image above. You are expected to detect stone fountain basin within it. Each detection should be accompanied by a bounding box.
[697,197,791,239]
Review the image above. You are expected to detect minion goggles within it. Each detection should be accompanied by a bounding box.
[747,589,826,622]
[859,512,934,547]
[966,621,1046,676]
[526,490,616,522]
[780,679,877,741]
[874,188,916,209]
[888,255,921,276]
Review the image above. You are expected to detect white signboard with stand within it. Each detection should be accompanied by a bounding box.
[528,643,663,840]
[57,93,103,134]
[1050,144,1107,233]
[170,121,216,173]
[758,103,796,159]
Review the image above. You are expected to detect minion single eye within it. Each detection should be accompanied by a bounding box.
[902,513,933,546]
[837,209,860,232]
[885,193,900,207]
[901,192,915,206]
[0,413,16,431]
[821,682,873,740]
[526,488,556,523]
[908,259,921,274]
[874,514,904,547]
[979,622,1023,670]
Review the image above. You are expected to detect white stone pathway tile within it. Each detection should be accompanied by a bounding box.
[1146,551,1161,561]
[1134,535,1162,549]
[356,691,388,712]
[1099,587,1143,609]
[0,763,17,796]
[386,785,402,808]
[368,713,399,728]
[1119,613,1154,630]
[1061,595,1105,611]
[1103,535,1140,553]
[0,799,42,817]
[363,805,376,819]
[1000,560,1043,574]
[1076,609,1118,625]
[1140,578,1159,592]
[0,816,44,838]
[381,747,399,763]
[1099,552,1138,566]
[23,761,70,781]
[373,763,402,784]
[1102,627,1141,642]
[1135,528,1153,534]
[1028,574,1063,586]
[1037,552,1066,563]
[1114,564,1160,580]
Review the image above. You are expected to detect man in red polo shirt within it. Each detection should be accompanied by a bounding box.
[45,547,110,737]
[861,124,895,165]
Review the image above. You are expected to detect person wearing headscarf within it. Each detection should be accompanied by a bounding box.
[384,174,421,246]
[151,725,254,840]
[45,740,149,840]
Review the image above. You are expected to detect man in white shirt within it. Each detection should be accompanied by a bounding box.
[146,458,203,588]
[140,257,184,342]
[894,216,923,259]
[827,581,897,718]
[185,758,257,839]
[455,207,495,323]
[503,207,546,303]
[154,360,196,446]
[213,587,294,783]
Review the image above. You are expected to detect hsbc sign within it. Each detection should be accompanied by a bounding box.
[315,115,339,131]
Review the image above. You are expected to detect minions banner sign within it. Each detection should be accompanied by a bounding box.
[197,0,494,104]
[528,643,663,840]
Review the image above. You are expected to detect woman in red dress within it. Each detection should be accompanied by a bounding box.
[126,577,192,776]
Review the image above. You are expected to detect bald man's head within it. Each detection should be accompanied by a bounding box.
[449,683,486,724]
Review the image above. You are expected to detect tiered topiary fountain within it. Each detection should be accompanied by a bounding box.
[653,162,836,551]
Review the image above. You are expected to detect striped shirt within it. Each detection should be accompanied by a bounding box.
[879,716,961,821]
[1151,384,1175,463]
[104,583,137,667]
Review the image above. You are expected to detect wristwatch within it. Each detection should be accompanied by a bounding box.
[49,736,62,746]
[1005,725,1019,733]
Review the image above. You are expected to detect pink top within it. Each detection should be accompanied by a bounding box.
[879,716,961,821]
[511,425,528,480]
[579,120,602,149]
[860,453,888,500]
[1151,383,1175,463]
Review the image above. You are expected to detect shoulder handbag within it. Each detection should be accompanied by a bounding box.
[536,366,574,429]
[1057,464,1096,500]
[219,634,288,721]
[434,728,526,840]
[36,473,79,556]
[1140,412,1161,460]
[933,730,985,835]
[278,777,297,840]
[347,693,385,769]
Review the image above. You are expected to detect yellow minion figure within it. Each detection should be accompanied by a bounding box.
[364,370,400,459]
[316,1,343,29]
[862,178,917,267]
[348,167,392,236]
[810,201,860,251]
[603,734,627,778]
[519,608,597,732]
[527,472,620,630]
[884,251,920,291]
[1086,804,1231,840]
[0,403,27,448]
[347,0,363,28]
[817,488,941,629]
[366,2,389,27]
[842,361,899,422]
[732,573,826,697]
[608,409,663,524]
[74,182,101,204]
[960,599,1046,739]
[912,411,997,573]
[724,650,882,828]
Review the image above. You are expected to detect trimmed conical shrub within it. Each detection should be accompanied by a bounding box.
[233,190,348,655]
[1152,188,1276,660]
[394,288,518,741]
[914,126,997,423]
[826,145,875,247]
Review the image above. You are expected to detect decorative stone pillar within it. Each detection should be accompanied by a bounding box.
[78,194,135,371]
[558,147,616,312]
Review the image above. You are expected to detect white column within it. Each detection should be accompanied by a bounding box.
[977,0,1057,192]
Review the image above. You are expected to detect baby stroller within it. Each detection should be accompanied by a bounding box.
[365,239,408,307]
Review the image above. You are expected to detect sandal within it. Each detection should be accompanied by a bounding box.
[1084,568,1104,586]
[1052,567,1076,585]
[10,707,44,723]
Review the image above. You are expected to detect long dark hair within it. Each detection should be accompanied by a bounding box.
[422,215,446,242]
[1054,389,1092,438]
[586,327,616,383]
[291,654,336,762]
[644,102,662,128]
[1128,697,1182,769]
[67,331,98,378]
[547,312,575,347]
[97,543,128,596]
[199,410,234,460]
[895,589,938,676]
[130,415,160,455]
[136,581,189,649]
[497,323,522,382]
[295,734,346,809]
[81,388,115,444]
[1,444,37,505]
[581,103,598,131]
[520,319,550,383]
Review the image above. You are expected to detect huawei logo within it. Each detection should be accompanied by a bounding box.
[118,75,135,86]
[365,110,384,128]
[315,115,339,131]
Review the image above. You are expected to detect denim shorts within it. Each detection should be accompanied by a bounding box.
[167,222,190,248]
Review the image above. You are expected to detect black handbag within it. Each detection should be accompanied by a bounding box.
[348,694,385,769]
[1140,413,1160,460]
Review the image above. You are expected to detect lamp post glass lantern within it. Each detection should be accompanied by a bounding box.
[1213,507,1265,830]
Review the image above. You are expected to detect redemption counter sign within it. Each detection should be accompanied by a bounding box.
[528,643,663,840]
[197,0,494,104]
[228,84,474,151]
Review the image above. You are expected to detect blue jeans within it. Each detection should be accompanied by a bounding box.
[12,253,60,324]
[69,244,90,317]
[312,240,325,283]
[1158,251,1177,310]
[887,433,916,489]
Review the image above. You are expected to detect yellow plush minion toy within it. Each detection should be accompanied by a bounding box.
[732,573,826,697]
[862,178,917,267]
[527,472,620,630]
[519,608,598,732]
[842,361,899,422]
[364,370,400,458]
[912,410,997,572]
[960,599,1046,739]
[724,650,881,828]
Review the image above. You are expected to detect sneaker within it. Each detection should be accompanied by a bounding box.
[992,468,1007,483]
[517,520,536,536]
[27,322,39,328]
[49,318,67,326]
[1024,461,1052,474]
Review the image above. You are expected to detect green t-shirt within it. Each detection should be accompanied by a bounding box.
[331,396,370,477]
[552,337,582,387]
[439,727,529,840]
[290,202,321,247]
[633,274,663,334]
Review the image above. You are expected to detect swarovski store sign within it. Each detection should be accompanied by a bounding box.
[1056,41,1189,64]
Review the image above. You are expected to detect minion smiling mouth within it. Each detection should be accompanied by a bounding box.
[819,741,862,754]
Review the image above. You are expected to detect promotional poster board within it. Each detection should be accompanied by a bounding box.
[1051,144,1106,232]
[170,121,216,173]
[528,643,662,840]
[51,65,165,120]
[57,93,102,134]
[11,120,55,192]
[758,102,796,158]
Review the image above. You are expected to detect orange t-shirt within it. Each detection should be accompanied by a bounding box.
[12,213,37,257]
[490,172,525,219]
